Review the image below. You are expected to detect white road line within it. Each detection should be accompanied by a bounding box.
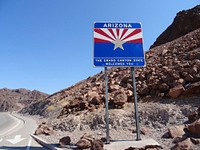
[0,114,21,136]
[26,138,32,150]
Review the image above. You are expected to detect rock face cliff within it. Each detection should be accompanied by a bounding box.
[0,88,48,112]
[151,5,200,48]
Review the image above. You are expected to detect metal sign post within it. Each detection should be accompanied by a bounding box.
[93,22,145,142]
[104,67,110,144]
[131,67,141,141]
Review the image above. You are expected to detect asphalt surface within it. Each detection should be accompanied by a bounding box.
[0,113,21,137]
[0,112,47,150]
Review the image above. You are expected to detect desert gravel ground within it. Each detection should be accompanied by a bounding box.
[29,96,200,150]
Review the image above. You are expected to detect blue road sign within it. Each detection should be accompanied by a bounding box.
[93,22,145,67]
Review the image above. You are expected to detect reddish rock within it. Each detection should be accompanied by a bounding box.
[188,119,200,135]
[184,81,200,96]
[169,70,180,80]
[59,136,71,147]
[69,99,80,108]
[87,91,99,98]
[185,74,194,82]
[109,84,120,92]
[43,127,54,135]
[190,66,198,75]
[169,85,185,98]
[35,128,43,135]
[159,83,170,92]
[112,90,127,108]
[188,111,199,122]
[35,122,54,136]
[80,100,88,110]
[89,96,101,105]
[140,127,149,135]
[90,139,104,150]
[81,133,94,142]
[76,139,91,149]
[168,125,185,138]
[172,136,188,144]
[140,85,150,96]
[172,138,192,150]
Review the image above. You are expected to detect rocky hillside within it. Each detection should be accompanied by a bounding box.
[0,88,48,111]
[151,5,200,48]
[20,5,200,119]
[21,27,200,118]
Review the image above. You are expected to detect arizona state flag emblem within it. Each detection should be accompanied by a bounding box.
[93,22,145,67]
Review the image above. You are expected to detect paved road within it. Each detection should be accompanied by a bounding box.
[0,112,47,150]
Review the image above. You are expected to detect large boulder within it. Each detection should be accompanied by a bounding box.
[111,89,128,108]
[168,125,186,138]
[169,85,185,98]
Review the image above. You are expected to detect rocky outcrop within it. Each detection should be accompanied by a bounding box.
[0,88,48,112]
[151,5,200,48]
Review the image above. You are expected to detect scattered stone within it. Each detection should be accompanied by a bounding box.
[35,128,43,135]
[76,138,91,149]
[81,133,94,143]
[111,89,128,108]
[172,138,192,150]
[140,127,149,135]
[188,119,200,135]
[59,136,71,147]
[90,139,104,150]
[168,125,185,138]
[172,136,187,144]
[168,85,185,98]
[188,111,199,122]
[34,122,54,136]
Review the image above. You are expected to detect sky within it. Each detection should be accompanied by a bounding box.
[0,0,199,94]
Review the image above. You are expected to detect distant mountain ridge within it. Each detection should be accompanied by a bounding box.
[0,88,48,112]
[151,5,200,48]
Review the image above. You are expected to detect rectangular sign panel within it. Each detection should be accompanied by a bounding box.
[93,22,145,67]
